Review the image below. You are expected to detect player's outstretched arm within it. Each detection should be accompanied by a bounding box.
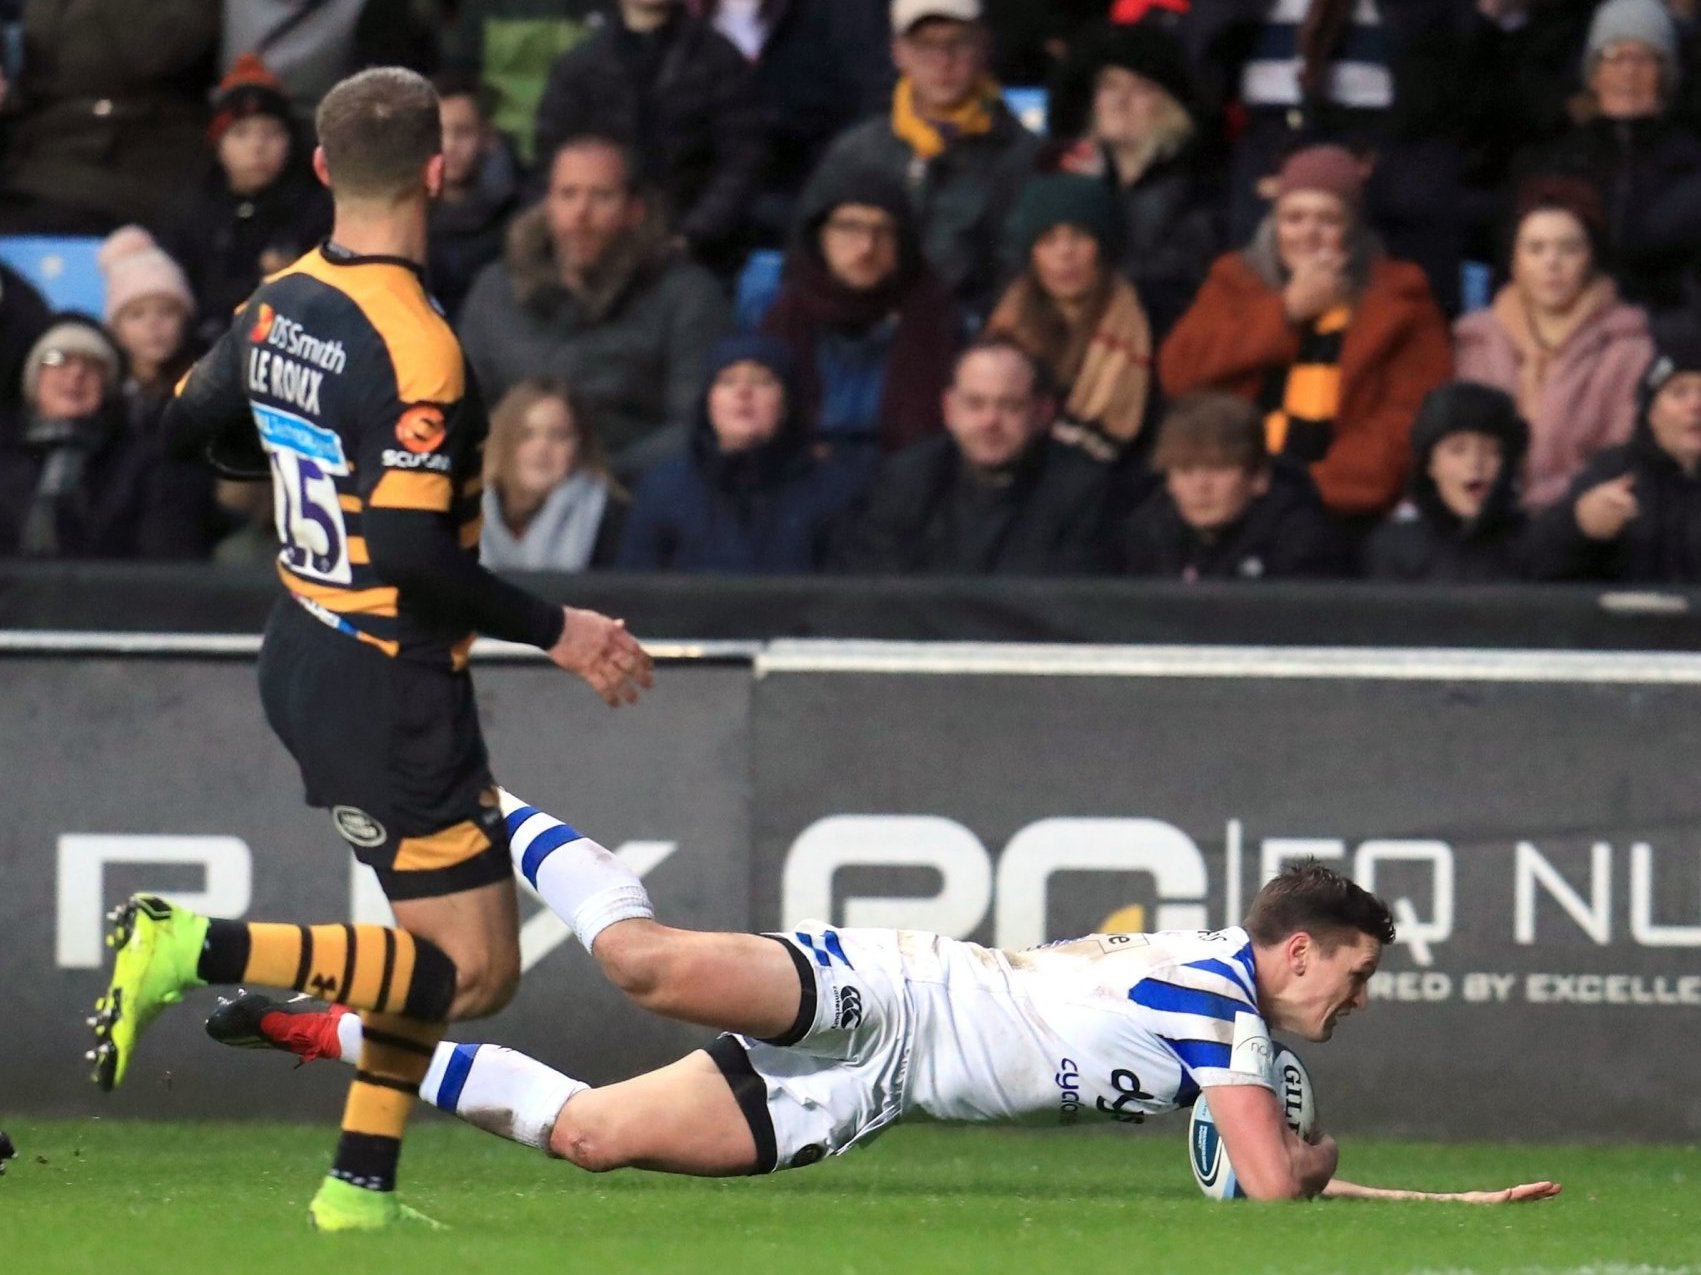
[1320,1178,1562,1204]
[547,606,654,707]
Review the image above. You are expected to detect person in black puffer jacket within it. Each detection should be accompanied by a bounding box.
[1118,390,1349,581]
[1364,381,1532,583]
[155,56,333,350]
[1528,317,1701,583]
[532,1,765,276]
[617,332,861,572]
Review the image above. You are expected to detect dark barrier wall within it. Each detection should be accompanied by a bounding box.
[752,644,1701,1142]
[5,639,1700,1140]
[0,652,751,1119]
[4,561,1701,648]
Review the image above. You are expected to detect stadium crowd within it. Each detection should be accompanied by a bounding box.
[3,0,1701,585]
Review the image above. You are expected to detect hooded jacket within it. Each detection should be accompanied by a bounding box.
[1119,465,1348,580]
[616,334,862,573]
[761,166,959,456]
[1527,376,1701,583]
[457,201,732,462]
[1363,382,1532,583]
[1453,282,1652,510]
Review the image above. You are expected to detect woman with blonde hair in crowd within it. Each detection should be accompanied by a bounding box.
[482,377,625,572]
[985,173,1153,453]
[1453,175,1652,510]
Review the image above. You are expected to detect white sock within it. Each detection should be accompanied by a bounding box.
[334,1009,364,1061]
[418,1041,587,1151]
[499,788,653,950]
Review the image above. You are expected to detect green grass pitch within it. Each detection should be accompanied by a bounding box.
[2,1120,1696,1274]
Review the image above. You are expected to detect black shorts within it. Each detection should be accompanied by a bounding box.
[258,597,511,901]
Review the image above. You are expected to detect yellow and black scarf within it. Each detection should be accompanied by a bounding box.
[1264,303,1351,461]
[891,76,999,160]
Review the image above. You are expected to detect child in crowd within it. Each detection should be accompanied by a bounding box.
[1363,382,1532,583]
[482,378,625,572]
[98,225,223,558]
[1118,391,1347,580]
[157,55,332,349]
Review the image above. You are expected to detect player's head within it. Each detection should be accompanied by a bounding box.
[313,67,443,205]
[1244,861,1394,1043]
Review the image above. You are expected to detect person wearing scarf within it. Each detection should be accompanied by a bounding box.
[1159,144,1452,524]
[617,333,862,572]
[761,167,960,481]
[1454,175,1653,511]
[986,173,1153,449]
[480,377,626,572]
[794,0,1039,316]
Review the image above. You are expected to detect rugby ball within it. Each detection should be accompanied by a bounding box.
[1187,1045,1316,1200]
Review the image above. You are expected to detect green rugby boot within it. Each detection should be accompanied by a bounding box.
[308,1177,445,1232]
[87,894,209,1091]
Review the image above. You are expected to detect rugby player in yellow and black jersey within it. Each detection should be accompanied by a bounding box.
[94,67,652,1232]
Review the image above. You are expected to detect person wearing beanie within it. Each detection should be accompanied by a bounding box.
[1529,318,1701,583]
[1454,175,1653,512]
[795,0,1039,316]
[1363,381,1533,584]
[984,173,1153,446]
[1512,0,1701,318]
[96,226,225,560]
[0,315,154,558]
[617,332,863,572]
[1159,144,1453,527]
[156,55,333,349]
[1044,20,1221,339]
[760,166,960,479]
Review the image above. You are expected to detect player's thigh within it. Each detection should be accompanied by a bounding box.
[390,875,519,999]
[595,923,804,1041]
[552,1049,759,1176]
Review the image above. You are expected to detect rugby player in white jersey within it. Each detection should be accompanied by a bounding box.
[207,793,1558,1203]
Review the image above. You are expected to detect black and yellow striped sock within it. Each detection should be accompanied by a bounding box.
[197,920,457,1018]
[329,1012,445,1192]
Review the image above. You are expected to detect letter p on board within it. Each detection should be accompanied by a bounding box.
[56,835,251,968]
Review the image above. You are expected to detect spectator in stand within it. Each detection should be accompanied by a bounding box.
[157,56,333,351]
[797,0,1041,317]
[220,0,441,121]
[760,167,960,484]
[458,135,732,476]
[1516,0,1701,319]
[1363,381,1531,583]
[1117,391,1346,580]
[481,377,626,572]
[1453,175,1653,512]
[980,0,1112,87]
[532,0,766,275]
[97,227,224,560]
[985,173,1154,453]
[1159,145,1452,529]
[0,0,219,233]
[832,337,1113,574]
[1529,319,1701,583]
[0,263,51,432]
[0,317,158,558]
[1045,20,1222,340]
[1177,0,1474,313]
[429,72,521,322]
[705,0,896,244]
[617,334,860,572]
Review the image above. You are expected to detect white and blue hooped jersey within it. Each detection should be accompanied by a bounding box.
[891,926,1276,1128]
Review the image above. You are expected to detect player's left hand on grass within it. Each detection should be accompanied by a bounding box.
[1449,1180,1562,1205]
[549,606,654,706]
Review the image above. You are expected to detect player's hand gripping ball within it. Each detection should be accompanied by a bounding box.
[1188,1045,1315,1200]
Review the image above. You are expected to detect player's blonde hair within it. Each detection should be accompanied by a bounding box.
[314,67,441,202]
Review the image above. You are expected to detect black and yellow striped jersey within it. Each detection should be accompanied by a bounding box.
[172,243,559,670]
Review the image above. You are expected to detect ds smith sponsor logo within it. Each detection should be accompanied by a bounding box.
[253,306,348,374]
